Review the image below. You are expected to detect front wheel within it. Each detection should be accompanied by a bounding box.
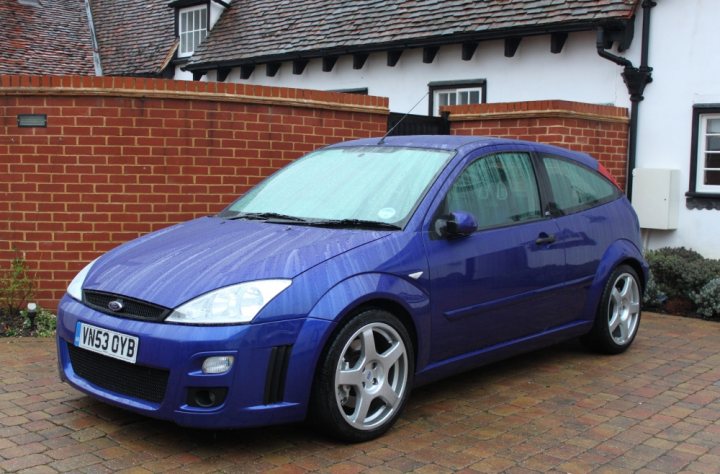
[583,264,642,354]
[310,309,414,442]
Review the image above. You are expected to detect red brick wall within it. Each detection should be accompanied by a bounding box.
[0,75,388,308]
[446,100,629,186]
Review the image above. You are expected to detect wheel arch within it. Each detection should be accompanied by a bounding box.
[582,239,648,323]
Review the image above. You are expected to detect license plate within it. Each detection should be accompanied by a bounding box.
[74,322,139,364]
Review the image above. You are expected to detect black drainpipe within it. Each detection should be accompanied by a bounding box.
[596,0,656,200]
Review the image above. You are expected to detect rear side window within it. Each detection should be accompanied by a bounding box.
[542,155,621,214]
[443,152,542,229]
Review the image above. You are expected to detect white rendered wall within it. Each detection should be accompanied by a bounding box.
[634,0,720,257]
[191,31,631,114]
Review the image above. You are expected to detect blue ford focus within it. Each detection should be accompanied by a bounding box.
[57,136,647,442]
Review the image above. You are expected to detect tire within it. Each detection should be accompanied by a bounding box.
[310,309,414,442]
[583,264,642,354]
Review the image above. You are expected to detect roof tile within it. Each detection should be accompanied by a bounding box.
[188,0,639,69]
[89,0,176,76]
[0,0,95,75]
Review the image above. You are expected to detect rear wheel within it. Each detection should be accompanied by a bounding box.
[583,265,642,354]
[310,309,414,442]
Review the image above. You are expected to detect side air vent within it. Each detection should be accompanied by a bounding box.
[264,345,292,405]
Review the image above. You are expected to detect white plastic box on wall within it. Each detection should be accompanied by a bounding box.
[631,169,680,230]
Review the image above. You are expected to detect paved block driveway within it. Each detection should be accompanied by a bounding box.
[1,313,719,473]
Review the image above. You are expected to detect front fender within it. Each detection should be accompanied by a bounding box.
[305,272,432,372]
[581,239,648,322]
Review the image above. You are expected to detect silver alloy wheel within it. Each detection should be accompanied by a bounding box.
[334,321,409,431]
[607,272,641,345]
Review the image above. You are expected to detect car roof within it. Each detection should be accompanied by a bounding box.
[329,135,598,169]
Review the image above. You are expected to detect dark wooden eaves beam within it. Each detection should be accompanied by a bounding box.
[322,56,339,72]
[293,59,309,75]
[504,37,521,57]
[353,53,369,70]
[462,42,478,61]
[217,67,231,82]
[387,50,403,67]
[240,64,255,79]
[551,32,568,54]
[266,62,281,77]
[423,46,439,64]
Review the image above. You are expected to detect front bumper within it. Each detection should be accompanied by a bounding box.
[56,294,333,429]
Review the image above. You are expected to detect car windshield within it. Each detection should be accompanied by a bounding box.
[222,146,453,227]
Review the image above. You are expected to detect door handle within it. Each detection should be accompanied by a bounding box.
[535,233,556,245]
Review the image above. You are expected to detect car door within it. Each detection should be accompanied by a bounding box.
[539,153,626,321]
[424,149,566,362]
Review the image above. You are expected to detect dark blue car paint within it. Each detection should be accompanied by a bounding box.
[57,136,647,429]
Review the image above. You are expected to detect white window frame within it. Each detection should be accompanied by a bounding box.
[178,5,208,58]
[695,113,720,194]
[433,88,484,115]
[428,80,486,116]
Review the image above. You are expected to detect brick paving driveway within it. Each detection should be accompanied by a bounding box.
[1,312,719,473]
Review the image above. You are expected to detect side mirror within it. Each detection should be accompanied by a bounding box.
[437,211,478,238]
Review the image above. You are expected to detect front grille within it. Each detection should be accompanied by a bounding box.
[67,343,169,403]
[83,290,171,322]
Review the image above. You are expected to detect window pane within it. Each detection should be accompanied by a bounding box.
[706,153,720,169]
[705,170,720,185]
[707,119,720,134]
[201,8,207,28]
[543,156,618,213]
[707,136,720,151]
[181,12,187,31]
[469,90,480,103]
[445,153,540,229]
[459,91,469,105]
[448,94,457,106]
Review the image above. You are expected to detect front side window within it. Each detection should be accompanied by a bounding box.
[225,147,453,227]
[542,155,620,214]
[179,5,207,58]
[443,152,542,229]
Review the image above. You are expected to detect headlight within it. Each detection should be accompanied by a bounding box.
[165,279,291,325]
[67,258,98,301]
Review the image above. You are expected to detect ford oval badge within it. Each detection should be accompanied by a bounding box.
[108,300,124,312]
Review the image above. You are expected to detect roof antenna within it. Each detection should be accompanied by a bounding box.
[379,91,430,144]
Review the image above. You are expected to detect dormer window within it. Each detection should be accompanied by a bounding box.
[178,5,207,57]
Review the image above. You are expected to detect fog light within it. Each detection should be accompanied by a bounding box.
[202,356,234,374]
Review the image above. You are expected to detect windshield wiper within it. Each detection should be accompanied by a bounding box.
[309,219,401,230]
[226,212,308,223]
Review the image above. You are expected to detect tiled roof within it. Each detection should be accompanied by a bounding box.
[90,0,176,76]
[0,0,95,75]
[187,0,640,70]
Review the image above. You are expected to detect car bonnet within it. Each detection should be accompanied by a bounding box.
[81,216,390,309]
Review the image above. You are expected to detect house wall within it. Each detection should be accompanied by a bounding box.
[633,0,720,258]
[0,75,388,308]
[178,31,631,115]
[446,100,630,188]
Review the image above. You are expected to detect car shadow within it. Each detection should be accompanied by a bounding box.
[67,339,596,448]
